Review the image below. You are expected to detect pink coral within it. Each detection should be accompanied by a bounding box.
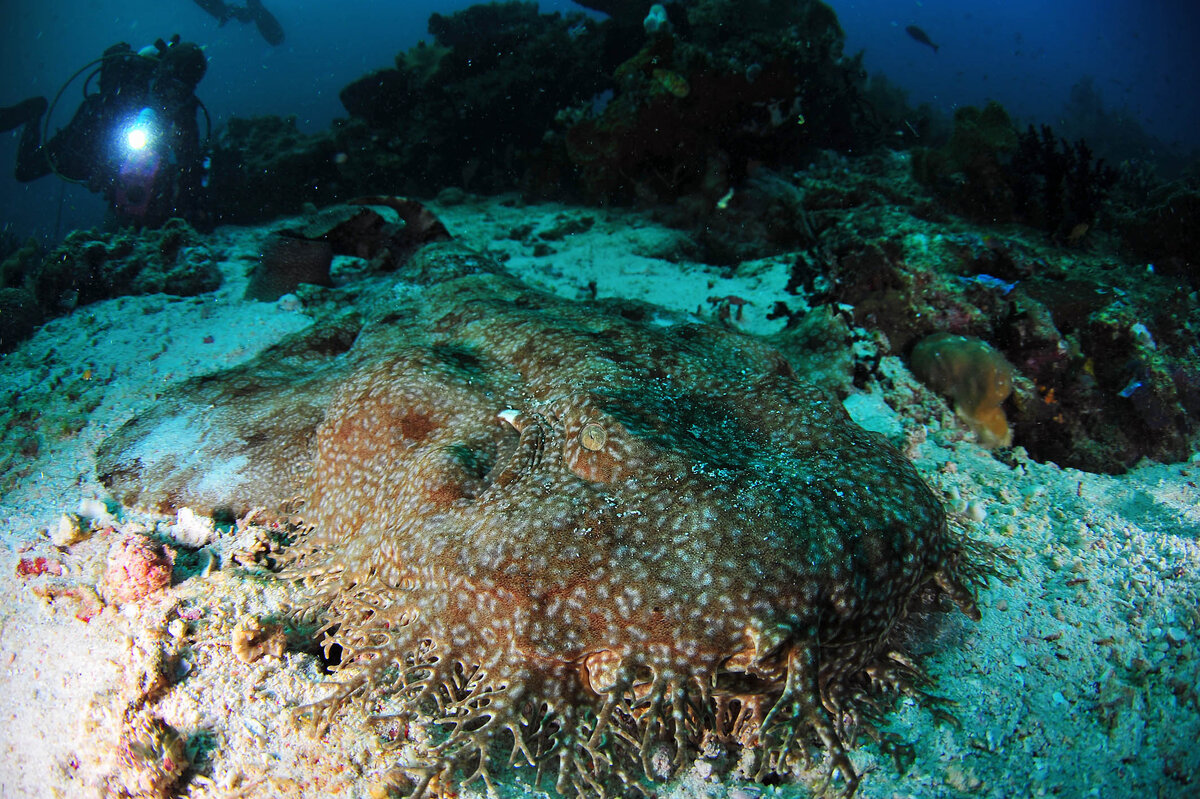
[104,534,175,603]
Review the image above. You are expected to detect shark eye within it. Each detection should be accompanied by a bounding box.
[579,422,607,451]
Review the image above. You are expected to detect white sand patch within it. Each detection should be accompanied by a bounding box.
[436,196,808,335]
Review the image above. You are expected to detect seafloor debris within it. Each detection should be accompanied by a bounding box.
[165,507,219,549]
[231,615,288,664]
[104,534,176,604]
[51,512,86,547]
[110,712,189,799]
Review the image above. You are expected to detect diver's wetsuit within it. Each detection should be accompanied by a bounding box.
[1,41,205,227]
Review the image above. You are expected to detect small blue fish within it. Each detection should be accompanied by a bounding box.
[958,274,1018,294]
[1118,379,1143,399]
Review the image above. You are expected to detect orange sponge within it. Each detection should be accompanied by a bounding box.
[911,332,1015,447]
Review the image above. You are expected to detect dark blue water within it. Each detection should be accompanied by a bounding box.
[839,0,1198,150]
[2,0,1196,242]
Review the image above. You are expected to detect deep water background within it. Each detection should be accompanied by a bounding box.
[1,0,1197,242]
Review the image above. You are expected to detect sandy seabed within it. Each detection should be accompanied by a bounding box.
[1,197,1197,799]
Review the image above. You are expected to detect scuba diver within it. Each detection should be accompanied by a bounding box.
[0,35,210,229]
[192,0,285,46]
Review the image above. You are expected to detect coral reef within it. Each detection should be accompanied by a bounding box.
[787,152,1199,472]
[1009,124,1117,240]
[0,220,220,349]
[560,0,873,205]
[36,220,220,309]
[0,287,43,352]
[337,1,611,195]
[204,0,888,220]
[97,207,985,797]
[0,236,42,290]
[206,115,344,224]
[911,101,1019,221]
[1113,181,1200,284]
[1,244,49,352]
[205,4,614,219]
[686,152,922,265]
[912,102,1117,239]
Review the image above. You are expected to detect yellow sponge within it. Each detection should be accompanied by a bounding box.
[911,332,1015,447]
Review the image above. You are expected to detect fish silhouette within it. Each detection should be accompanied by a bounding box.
[192,0,284,46]
[906,24,939,53]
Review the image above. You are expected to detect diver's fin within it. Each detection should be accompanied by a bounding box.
[247,0,285,46]
[192,0,230,24]
[0,96,47,133]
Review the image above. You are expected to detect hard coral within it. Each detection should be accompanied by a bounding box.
[911,332,1015,448]
[564,0,869,205]
[337,1,610,195]
[0,287,42,352]
[1010,124,1117,239]
[808,216,1200,473]
[911,101,1018,222]
[50,220,218,306]
[207,115,343,223]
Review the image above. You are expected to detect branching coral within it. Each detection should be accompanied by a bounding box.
[1010,124,1117,239]
[912,102,1117,238]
